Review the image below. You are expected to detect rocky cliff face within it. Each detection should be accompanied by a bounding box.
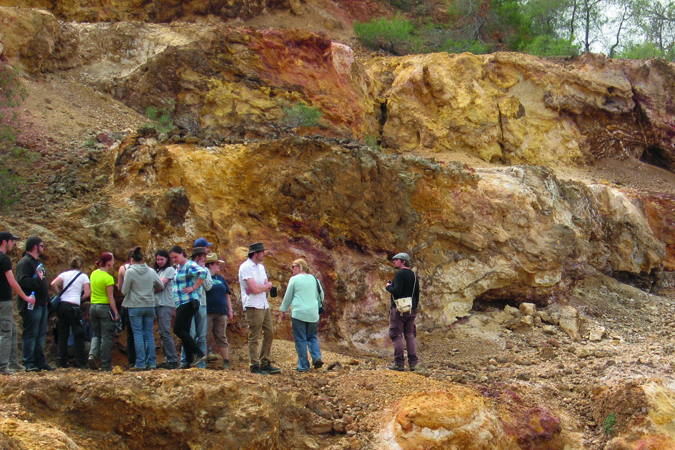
[5,8,675,175]
[3,5,675,450]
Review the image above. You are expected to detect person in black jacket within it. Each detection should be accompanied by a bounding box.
[385,252,420,372]
[16,236,54,372]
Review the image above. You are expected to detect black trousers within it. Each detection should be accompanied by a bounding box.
[173,302,202,363]
[57,302,86,368]
[122,307,136,365]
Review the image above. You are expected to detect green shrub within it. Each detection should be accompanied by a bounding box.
[522,36,580,57]
[363,134,380,150]
[442,38,492,54]
[617,42,665,60]
[354,16,422,55]
[145,100,176,135]
[281,102,323,129]
[604,413,616,436]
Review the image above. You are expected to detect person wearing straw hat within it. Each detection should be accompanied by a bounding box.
[385,252,420,372]
[205,253,233,370]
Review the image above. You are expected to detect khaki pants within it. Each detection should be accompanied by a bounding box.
[245,308,274,368]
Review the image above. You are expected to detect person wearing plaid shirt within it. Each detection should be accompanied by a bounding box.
[169,245,208,369]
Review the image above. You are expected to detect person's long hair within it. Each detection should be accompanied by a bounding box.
[155,249,171,271]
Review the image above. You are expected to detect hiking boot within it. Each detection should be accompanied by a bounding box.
[387,365,405,371]
[250,365,269,375]
[0,368,12,376]
[222,359,231,370]
[189,354,207,368]
[409,365,417,372]
[207,352,220,362]
[259,363,281,374]
[40,365,56,371]
[180,362,192,370]
[313,359,324,369]
[88,355,98,371]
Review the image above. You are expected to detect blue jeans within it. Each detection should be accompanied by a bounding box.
[128,307,156,369]
[21,304,48,370]
[291,318,321,371]
[180,305,206,368]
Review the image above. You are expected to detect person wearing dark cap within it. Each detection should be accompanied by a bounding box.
[0,232,35,375]
[239,243,280,375]
[16,236,53,372]
[385,252,420,372]
[193,238,213,248]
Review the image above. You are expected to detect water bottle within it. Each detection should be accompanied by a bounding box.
[27,292,35,311]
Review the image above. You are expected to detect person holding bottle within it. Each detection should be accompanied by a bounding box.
[16,236,53,372]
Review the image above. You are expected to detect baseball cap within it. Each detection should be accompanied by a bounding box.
[193,238,213,247]
[0,231,19,242]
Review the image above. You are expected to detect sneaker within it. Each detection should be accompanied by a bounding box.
[0,368,12,376]
[189,354,207,368]
[222,359,231,370]
[250,365,269,375]
[158,362,179,370]
[259,363,281,374]
[409,365,417,372]
[297,368,310,373]
[40,365,56,371]
[387,365,405,371]
[180,362,192,370]
[128,367,147,372]
[88,356,98,371]
[8,364,24,372]
[25,367,40,372]
[207,353,220,362]
[313,359,324,369]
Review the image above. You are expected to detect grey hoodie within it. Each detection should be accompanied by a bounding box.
[121,263,164,308]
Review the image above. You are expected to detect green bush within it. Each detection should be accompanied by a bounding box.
[617,42,666,60]
[281,102,323,129]
[604,412,616,436]
[354,16,422,55]
[145,100,175,135]
[442,38,492,54]
[522,36,580,57]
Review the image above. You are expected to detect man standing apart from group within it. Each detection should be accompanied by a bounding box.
[239,243,280,375]
[16,236,54,372]
[0,232,35,375]
[386,252,420,372]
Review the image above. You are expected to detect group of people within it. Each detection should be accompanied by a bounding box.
[0,230,421,375]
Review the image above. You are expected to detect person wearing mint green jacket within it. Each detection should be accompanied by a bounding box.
[280,259,324,372]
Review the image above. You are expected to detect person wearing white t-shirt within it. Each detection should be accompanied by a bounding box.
[51,256,91,369]
[239,243,280,375]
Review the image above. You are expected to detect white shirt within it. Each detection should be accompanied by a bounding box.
[58,270,90,305]
[238,258,269,309]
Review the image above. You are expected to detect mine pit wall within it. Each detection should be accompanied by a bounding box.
[88,136,665,349]
[2,7,675,350]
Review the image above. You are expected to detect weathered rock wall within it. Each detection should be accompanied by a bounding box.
[4,8,675,175]
[35,136,658,349]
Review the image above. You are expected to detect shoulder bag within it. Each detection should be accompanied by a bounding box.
[313,275,325,315]
[393,272,417,315]
[50,272,83,311]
